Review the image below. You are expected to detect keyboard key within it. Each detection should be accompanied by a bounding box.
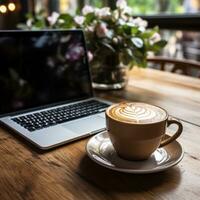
[12,100,109,132]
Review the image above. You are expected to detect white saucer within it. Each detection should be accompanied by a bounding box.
[86,131,184,174]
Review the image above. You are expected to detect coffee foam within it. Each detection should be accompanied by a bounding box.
[107,102,167,124]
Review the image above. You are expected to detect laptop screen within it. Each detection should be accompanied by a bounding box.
[0,30,93,116]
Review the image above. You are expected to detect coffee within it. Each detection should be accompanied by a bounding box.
[107,102,167,124]
[106,102,183,160]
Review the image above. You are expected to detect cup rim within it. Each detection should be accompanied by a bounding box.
[106,102,169,125]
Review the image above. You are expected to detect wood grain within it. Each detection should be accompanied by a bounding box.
[0,121,200,200]
[1,68,200,200]
[96,68,200,126]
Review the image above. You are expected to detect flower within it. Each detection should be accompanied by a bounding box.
[123,6,132,14]
[65,44,84,61]
[26,18,33,28]
[130,17,148,28]
[22,0,166,69]
[47,12,59,26]
[116,0,127,9]
[112,10,119,21]
[58,19,65,24]
[74,16,85,26]
[82,5,94,15]
[96,23,109,38]
[94,7,111,19]
[118,18,126,25]
[150,32,161,45]
[85,25,95,32]
[87,51,93,62]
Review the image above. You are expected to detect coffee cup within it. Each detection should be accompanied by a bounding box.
[106,102,183,160]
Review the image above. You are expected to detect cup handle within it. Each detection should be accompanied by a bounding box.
[159,119,183,147]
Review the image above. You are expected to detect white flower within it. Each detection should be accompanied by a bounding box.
[86,25,95,32]
[96,23,109,38]
[116,0,127,9]
[26,19,33,27]
[82,5,94,15]
[131,17,148,28]
[150,32,161,45]
[47,12,59,26]
[112,10,119,20]
[118,19,126,25]
[123,6,132,14]
[138,26,145,32]
[121,13,128,21]
[127,17,147,31]
[74,16,85,25]
[58,19,65,24]
[126,21,136,27]
[95,7,111,18]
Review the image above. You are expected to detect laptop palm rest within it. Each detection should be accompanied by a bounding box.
[62,115,106,135]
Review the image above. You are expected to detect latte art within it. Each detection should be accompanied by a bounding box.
[107,102,167,124]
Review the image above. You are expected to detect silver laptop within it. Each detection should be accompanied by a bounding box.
[0,30,111,149]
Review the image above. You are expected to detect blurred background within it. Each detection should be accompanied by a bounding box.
[0,0,200,75]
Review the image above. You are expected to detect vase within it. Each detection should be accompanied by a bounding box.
[90,55,127,90]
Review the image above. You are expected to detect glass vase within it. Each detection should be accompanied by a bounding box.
[92,65,127,90]
[90,55,127,90]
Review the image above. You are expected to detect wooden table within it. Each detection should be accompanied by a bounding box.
[0,68,200,200]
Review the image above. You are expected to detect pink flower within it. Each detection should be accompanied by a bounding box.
[82,5,94,15]
[65,44,84,61]
[87,51,93,62]
[74,16,85,25]
[96,23,109,38]
[150,33,161,45]
[47,12,59,26]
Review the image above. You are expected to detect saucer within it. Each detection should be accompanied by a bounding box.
[86,132,184,174]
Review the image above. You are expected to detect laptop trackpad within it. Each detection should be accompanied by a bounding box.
[62,116,106,134]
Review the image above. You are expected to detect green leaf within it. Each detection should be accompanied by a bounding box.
[141,26,159,38]
[134,49,145,58]
[56,14,74,28]
[149,40,167,52]
[126,48,133,57]
[25,13,33,19]
[34,20,46,29]
[59,14,73,25]
[84,13,95,25]
[131,26,138,34]
[155,40,167,48]
[131,37,143,48]
[120,48,134,65]
[122,25,131,35]
[38,9,46,16]
[132,55,147,68]
[76,8,81,15]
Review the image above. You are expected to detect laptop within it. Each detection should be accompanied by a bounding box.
[0,30,111,149]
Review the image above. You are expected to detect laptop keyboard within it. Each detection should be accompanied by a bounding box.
[12,100,109,132]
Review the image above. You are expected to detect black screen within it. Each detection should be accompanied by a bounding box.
[0,30,92,115]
